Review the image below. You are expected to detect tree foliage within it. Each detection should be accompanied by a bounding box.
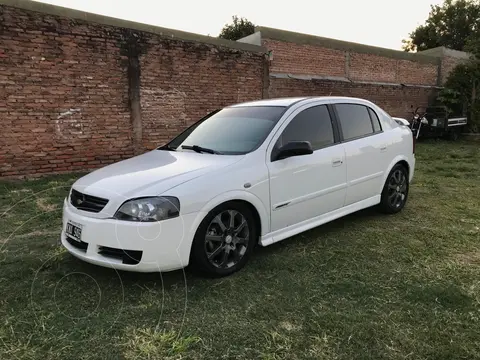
[218,16,255,41]
[438,53,480,132]
[403,0,480,52]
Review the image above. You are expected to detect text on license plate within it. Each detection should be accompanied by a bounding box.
[66,221,83,242]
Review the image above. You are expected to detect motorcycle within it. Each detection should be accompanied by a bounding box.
[407,106,467,141]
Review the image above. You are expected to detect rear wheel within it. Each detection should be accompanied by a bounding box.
[449,128,460,141]
[190,202,257,277]
[379,164,409,214]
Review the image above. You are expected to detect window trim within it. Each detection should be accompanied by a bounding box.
[269,104,340,162]
[331,103,383,143]
[367,107,383,134]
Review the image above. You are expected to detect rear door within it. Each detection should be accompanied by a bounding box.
[267,104,347,232]
[333,103,389,205]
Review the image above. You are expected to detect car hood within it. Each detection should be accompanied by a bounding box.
[71,150,242,215]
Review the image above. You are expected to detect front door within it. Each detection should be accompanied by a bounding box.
[267,104,347,232]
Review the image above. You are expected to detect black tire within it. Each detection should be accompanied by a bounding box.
[379,164,409,214]
[449,129,460,141]
[189,202,257,277]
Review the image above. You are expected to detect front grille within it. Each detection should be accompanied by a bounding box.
[98,246,142,265]
[70,189,109,213]
[66,236,88,252]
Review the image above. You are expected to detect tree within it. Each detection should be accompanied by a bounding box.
[403,0,480,52]
[219,16,255,41]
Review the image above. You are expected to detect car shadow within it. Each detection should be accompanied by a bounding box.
[253,206,382,257]
[62,206,385,289]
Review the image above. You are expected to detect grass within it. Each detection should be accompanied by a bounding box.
[0,140,479,360]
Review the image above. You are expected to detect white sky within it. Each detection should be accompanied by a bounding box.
[34,0,441,50]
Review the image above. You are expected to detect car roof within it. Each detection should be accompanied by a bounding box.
[229,96,375,108]
[229,97,309,107]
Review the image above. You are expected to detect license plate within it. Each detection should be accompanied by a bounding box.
[66,221,83,242]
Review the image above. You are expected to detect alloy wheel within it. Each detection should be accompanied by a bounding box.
[387,169,407,209]
[204,210,250,269]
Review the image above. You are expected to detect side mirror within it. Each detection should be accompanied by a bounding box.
[275,141,313,161]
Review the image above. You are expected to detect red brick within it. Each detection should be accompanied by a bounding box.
[264,39,345,77]
[263,38,438,86]
[0,4,262,178]
[269,78,435,119]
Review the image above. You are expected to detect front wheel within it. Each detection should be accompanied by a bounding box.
[379,164,409,214]
[189,202,257,277]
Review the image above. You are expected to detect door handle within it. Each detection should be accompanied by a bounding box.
[332,159,343,167]
[380,145,387,152]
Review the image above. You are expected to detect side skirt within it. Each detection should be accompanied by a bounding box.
[259,195,381,247]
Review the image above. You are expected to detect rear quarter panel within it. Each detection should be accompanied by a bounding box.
[374,104,415,186]
[382,126,415,188]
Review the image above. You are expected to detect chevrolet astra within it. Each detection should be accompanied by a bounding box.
[62,97,415,277]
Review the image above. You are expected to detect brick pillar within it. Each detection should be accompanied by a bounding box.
[121,30,144,155]
[127,52,142,155]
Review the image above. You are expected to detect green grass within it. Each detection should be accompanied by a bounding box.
[0,140,479,360]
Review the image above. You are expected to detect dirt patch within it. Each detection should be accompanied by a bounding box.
[0,230,59,243]
[10,189,32,195]
[16,230,59,239]
[35,198,57,212]
[279,321,302,332]
[454,251,480,265]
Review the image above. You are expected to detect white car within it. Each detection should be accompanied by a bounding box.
[61,97,415,277]
[392,117,411,126]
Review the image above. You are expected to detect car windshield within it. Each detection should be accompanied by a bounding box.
[164,106,286,155]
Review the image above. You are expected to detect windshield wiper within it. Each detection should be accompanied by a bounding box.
[181,145,221,154]
[158,144,177,151]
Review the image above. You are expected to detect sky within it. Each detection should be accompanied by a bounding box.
[34,0,442,50]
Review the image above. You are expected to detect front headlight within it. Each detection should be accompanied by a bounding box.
[114,197,180,222]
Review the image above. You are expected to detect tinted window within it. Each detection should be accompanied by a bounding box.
[166,106,285,155]
[368,108,382,132]
[276,105,334,151]
[335,104,374,140]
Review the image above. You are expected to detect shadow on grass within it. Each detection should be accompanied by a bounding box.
[253,206,382,257]
[49,204,387,290]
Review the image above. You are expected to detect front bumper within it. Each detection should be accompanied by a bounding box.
[61,200,199,272]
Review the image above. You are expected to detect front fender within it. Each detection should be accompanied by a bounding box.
[191,190,270,239]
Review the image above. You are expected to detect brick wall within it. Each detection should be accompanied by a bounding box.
[0,2,265,177]
[260,27,439,119]
[349,53,397,83]
[269,78,436,119]
[264,39,346,78]
[396,59,438,86]
[418,47,470,84]
[264,38,439,86]
[0,6,133,177]
[0,3,463,178]
[440,55,467,84]
[140,40,263,150]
